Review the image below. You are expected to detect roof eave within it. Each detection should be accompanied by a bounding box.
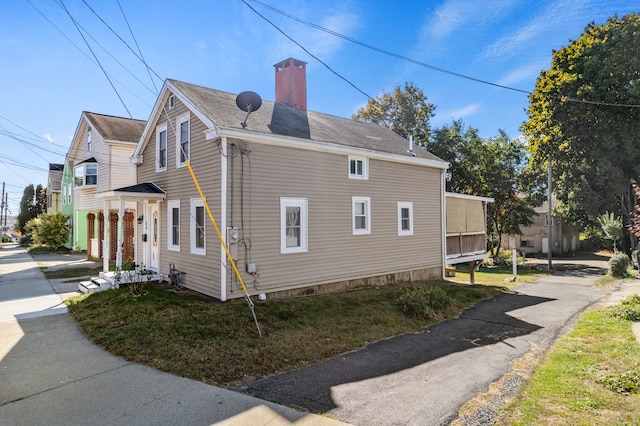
[208,126,449,170]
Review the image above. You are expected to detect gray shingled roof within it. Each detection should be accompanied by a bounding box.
[85,112,146,143]
[112,182,165,194]
[169,79,444,162]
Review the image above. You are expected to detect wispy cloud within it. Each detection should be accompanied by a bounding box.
[43,133,53,143]
[446,103,481,120]
[223,3,362,79]
[496,62,546,88]
[417,0,518,52]
[481,0,598,62]
[304,11,361,59]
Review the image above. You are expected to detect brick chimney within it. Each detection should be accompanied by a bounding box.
[274,58,307,112]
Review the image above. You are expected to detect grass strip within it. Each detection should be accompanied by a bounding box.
[496,303,640,425]
[66,282,503,386]
[42,267,103,279]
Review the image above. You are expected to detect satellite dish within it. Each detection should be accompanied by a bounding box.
[236,91,262,129]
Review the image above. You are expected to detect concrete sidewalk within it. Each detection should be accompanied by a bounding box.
[0,244,346,426]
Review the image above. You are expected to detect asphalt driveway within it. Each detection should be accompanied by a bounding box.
[246,265,609,425]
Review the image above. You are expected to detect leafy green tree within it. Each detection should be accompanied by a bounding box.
[352,82,436,143]
[426,120,484,194]
[17,184,47,234]
[18,185,35,233]
[598,212,623,252]
[522,13,640,242]
[423,121,535,256]
[25,213,70,250]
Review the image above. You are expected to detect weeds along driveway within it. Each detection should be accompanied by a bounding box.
[245,269,607,426]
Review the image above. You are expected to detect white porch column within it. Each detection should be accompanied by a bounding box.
[103,201,109,272]
[116,199,124,270]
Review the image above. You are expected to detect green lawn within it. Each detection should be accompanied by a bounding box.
[494,297,640,425]
[66,281,505,386]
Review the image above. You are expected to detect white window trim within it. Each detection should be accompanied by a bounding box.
[176,112,190,168]
[167,200,180,252]
[352,196,371,235]
[74,164,97,188]
[190,198,206,255]
[87,129,92,151]
[348,155,368,180]
[545,214,554,226]
[156,123,168,172]
[280,197,308,254]
[398,202,414,236]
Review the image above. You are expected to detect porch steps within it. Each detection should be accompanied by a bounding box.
[78,271,163,294]
[78,276,118,294]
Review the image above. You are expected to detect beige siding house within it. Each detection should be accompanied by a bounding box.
[501,198,580,256]
[68,112,146,262]
[128,58,449,301]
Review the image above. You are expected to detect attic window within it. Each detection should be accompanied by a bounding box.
[168,95,175,109]
[348,156,368,180]
[87,129,92,151]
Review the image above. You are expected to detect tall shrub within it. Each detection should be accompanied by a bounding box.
[25,213,70,250]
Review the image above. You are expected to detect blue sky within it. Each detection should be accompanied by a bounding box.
[0,0,636,216]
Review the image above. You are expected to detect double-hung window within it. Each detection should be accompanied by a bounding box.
[348,156,368,179]
[167,200,180,251]
[176,113,190,166]
[352,196,371,235]
[190,198,205,255]
[156,124,167,172]
[280,198,308,253]
[397,202,414,236]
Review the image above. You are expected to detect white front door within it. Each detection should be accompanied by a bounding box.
[148,202,160,272]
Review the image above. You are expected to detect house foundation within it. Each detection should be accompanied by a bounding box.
[258,266,442,300]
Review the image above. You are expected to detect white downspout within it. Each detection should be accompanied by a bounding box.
[441,170,447,280]
[220,137,228,301]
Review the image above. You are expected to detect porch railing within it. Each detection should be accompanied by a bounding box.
[446,232,487,259]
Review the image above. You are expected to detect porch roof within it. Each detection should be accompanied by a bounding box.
[95,182,166,201]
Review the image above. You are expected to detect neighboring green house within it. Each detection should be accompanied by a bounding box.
[61,157,76,249]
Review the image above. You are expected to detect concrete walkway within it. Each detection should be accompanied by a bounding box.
[0,244,346,426]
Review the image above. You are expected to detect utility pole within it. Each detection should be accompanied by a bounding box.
[0,182,4,229]
[548,158,553,271]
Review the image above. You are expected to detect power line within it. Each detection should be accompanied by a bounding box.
[58,0,133,118]
[241,0,379,106]
[116,0,159,94]
[25,0,154,104]
[80,0,163,84]
[247,0,640,109]
[0,112,69,150]
[0,128,67,157]
[0,153,49,171]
